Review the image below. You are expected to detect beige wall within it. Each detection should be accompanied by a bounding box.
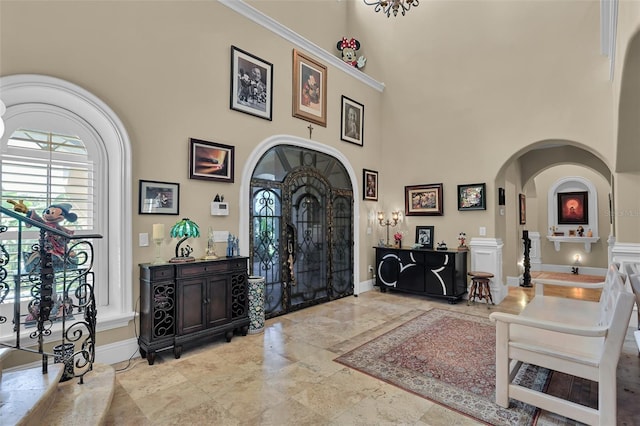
[2,0,640,364]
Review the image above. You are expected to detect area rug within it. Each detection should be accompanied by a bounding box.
[334,309,551,426]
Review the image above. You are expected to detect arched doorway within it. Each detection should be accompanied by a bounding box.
[248,143,355,318]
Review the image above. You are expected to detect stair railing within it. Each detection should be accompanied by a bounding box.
[0,205,102,384]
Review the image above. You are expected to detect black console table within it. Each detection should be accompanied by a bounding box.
[374,247,467,304]
[138,257,250,365]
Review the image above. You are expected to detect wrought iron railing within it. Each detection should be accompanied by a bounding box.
[0,206,102,384]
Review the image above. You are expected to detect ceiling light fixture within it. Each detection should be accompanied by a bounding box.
[364,0,419,17]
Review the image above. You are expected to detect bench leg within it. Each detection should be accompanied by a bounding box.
[494,322,510,407]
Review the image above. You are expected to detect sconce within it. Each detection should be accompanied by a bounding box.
[378,211,400,247]
[169,218,200,263]
[571,253,581,275]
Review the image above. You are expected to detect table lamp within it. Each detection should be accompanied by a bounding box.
[169,218,200,263]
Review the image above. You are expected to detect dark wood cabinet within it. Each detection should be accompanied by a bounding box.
[139,257,249,365]
[374,247,467,303]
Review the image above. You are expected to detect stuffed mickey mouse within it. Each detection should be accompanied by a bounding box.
[337,37,366,69]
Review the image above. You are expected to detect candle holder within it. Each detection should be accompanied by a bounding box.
[378,211,400,247]
[153,238,164,264]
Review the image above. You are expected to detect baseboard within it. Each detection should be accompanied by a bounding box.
[95,338,140,365]
[541,264,606,276]
[357,278,375,295]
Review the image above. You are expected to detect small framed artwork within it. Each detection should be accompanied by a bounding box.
[341,96,364,146]
[557,191,588,224]
[519,193,526,225]
[230,45,273,121]
[458,183,486,211]
[189,138,235,183]
[139,180,179,215]
[405,183,444,216]
[292,49,327,127]
[498,187,505,205]
[415,226,434,250]
[363,169,378,201]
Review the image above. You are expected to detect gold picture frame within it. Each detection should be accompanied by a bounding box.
[292,49,327,127]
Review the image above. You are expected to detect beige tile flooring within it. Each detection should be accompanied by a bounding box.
[106,284,640,426]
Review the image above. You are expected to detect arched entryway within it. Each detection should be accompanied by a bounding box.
[239,135,361,319]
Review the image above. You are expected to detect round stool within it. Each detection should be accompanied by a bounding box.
[467,271,495,308]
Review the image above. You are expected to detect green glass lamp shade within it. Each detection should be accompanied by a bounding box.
[170,218,200,262]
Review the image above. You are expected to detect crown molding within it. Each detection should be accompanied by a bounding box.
[219,0,385,92]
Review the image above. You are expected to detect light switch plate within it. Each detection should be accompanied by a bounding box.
[479,227,486,236]
[139,232,149,247]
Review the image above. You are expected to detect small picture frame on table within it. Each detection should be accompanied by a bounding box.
[189,138,235,183]
[139,180,179,215]
[458,183,486,211]
[415,226,434,250]
[363,169,378,201]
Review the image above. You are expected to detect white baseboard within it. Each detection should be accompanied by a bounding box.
[357,278,375,295]
[541,264,606,276]
[95,338,140,365]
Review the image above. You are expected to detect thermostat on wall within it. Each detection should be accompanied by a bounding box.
[211,202,229,216]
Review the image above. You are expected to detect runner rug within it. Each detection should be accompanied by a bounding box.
[334,308,596,426]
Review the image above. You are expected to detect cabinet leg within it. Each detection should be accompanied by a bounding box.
[225,330,234,342]
[139,347,147,359]
[147,352,156,366]
[174,346,182,359]
[240,325,249,336]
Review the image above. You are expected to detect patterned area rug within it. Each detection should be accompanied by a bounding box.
[335,309,565,426]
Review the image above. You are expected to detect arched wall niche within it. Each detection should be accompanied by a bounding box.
[547,176,599,238]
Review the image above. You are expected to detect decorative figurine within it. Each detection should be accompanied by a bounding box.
[457,232,468,251]
[436,241,448,251]
[336,37,366,69]
[226,233,235,257]
[576,225,584,237]
[204,226,218,260]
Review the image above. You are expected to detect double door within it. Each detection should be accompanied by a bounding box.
[177,275,230,336]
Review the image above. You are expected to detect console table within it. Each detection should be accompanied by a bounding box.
[138,257,250,365]
[374,247,467,304]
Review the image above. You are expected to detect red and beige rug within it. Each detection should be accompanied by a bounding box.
[334,309,595,426]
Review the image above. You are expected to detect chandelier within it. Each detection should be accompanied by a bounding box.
[364,0,419,17]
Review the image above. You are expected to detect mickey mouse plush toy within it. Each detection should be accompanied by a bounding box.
[337,37,367,69]
[8,200,78,263]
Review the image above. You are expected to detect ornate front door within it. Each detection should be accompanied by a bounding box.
[250,145,353,318]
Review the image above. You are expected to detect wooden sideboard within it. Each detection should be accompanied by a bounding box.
[138,257,250,365]
[374,247,468,304]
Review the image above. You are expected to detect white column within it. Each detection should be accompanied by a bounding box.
[469,237,505,305]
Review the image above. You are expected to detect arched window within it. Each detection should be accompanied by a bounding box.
[0,75,134,335]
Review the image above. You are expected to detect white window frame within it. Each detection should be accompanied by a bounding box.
[0,74,134,332]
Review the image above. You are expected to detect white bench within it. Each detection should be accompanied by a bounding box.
[489,263,635,426]
[624,262,640,354]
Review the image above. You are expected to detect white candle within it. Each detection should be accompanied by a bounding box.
[152,223,164,240]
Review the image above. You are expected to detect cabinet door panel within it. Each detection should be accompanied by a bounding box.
[177,278,206,335]
[207,277,231,328]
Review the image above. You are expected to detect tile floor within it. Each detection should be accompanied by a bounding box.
[106,283,640,426]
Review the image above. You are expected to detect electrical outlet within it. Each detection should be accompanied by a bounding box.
[368,265,374,273]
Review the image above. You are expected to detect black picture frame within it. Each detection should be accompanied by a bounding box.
[189,138,235,183]
[139,180,179,215]
[498,187,505,205]
[557,191,588,224]
[405,183,444,216]
[458,183,486,211]
[230,45,273,121]
[415,226,434,250]
[363,169,378,201]
[340,95,364,146]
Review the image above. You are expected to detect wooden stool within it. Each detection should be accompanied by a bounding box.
[467,271,495,308]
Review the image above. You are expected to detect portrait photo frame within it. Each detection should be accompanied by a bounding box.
[519,193,526,225]
[139,180,179,215]
[405,183,444,216]
[557,191,588,224]
[230,45,273,121]
[363,169,378,201]
[457,183,486,211]
[292,49,327,127]
[340,95,364,146]
[189,138,235,183]
[415,226,435,250]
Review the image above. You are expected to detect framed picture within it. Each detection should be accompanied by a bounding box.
[341,96,364,146]
[519,193,526,225]
[405,183,444,216]
[363,169,378,201]
[498,187,505,206]
[292,49,327,127]
[557,191,588,224]
[457,183,486,211]
[139,180,179,215]
[189,138,235,183]
[415,226,434,250]
[230,45,273,121]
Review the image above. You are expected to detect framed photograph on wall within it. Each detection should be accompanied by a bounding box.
[405,183,444,216]
[363,169,378,201]
[139,180,179,215]
[519,193,526,225]
[292,49,327,127]
[415,226,434,249]
[457,183,486,211]
[341,96,364,146]
[230,45,273,121]
[189,138,235,183]
[557,191,588,224]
